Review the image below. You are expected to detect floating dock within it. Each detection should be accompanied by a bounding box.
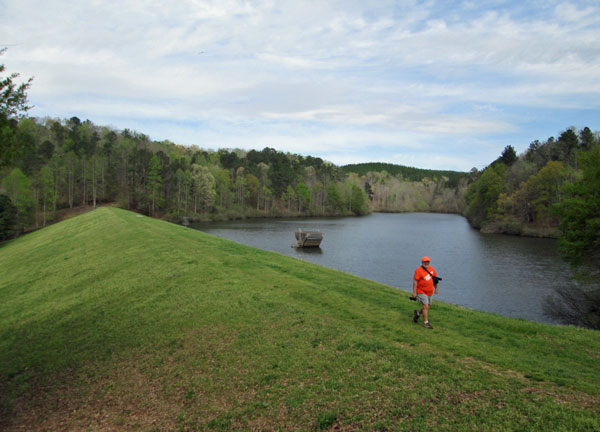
[292,230,323,248]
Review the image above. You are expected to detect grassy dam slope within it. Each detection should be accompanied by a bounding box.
[1,207,598,431]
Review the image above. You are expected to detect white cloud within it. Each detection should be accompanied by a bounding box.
[554,2,598,24]
[256,52,326,69]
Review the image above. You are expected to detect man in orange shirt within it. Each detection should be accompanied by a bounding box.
[411,256,438,329]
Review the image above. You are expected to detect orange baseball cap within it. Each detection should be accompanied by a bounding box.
[421,256,431,262]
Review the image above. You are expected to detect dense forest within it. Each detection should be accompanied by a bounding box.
[343,163,470,214]
[0,115,373,232]
[0,115,472,236]
[465,127,599,237]
[343,162,467,185]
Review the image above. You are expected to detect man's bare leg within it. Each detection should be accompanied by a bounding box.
[422,304,430,323]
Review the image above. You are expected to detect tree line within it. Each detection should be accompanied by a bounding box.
[342,162,467,187]
[465,127,598,236]
[0,113,475,237]
[0,115,379,235]
[342,163,470,214]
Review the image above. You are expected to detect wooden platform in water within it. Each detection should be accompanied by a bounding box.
[292,230,323,248]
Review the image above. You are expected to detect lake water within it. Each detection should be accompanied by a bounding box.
[192,213,575,324]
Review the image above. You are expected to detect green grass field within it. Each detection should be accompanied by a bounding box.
[1,207,598,431]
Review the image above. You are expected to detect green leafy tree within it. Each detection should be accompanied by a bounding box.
[64,151,78,208]
[525,139,547,168]
[350,184,369,215]
[282,185,295,211]
[0,53,33,117]
[39,165,55,226]
[311,181,325,214]
[555,146,600,267]
[325,182,343,213]
[50,120,66,148]
[525,161,565,225]
[48,154,64,214]
[364,181,374,201]
[15,117,41,175]
[295,182,311,211]
[499,145,517,166]
[557,128,579,166]
[234,167,247,205]
[148,155,162,216]
[246,173,260,210]
[269,154,295,196]
[262,186,274,211]
[579,127,596,151]
[89,154,106,208]
[0,49,33,168]
[175,168,189,215]
[256,162,270,209]
[40,139,54,160]
[465,164,506,228]
[191,164,216,213]
[211,168,233,209]
[219,150,240,170]
[544,145,600,329]
[0,193,17,240]
[2,168,34,229]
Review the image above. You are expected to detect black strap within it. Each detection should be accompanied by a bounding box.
[421,266,438,285]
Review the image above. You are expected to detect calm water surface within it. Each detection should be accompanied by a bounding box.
[192,213,574,324]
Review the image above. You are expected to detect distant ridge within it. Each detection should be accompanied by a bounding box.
[342,162,468,184]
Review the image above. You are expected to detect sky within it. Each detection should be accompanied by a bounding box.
[1,0,599,171]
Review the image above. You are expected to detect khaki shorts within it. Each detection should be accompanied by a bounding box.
[417,293,433,305]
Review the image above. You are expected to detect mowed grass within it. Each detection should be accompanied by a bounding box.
[0,207,598,431]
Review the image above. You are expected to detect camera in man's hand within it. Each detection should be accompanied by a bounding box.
[409,295,417,301]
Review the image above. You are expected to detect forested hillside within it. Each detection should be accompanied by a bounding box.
[0,116,373,233]
[342,162,470,214]
[0,116,472,238]
[342,162,466,185]
[465,127,598,237]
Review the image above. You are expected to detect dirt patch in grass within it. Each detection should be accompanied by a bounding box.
[2,362,181,432]
[520,386,600,410]
[459,356,600,410]
[459,356,526,381]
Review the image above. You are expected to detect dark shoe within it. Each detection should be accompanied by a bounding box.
[413,310,420,323]
[424,322,433,329]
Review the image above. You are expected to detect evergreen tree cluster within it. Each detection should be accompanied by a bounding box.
[342,162,467,188]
